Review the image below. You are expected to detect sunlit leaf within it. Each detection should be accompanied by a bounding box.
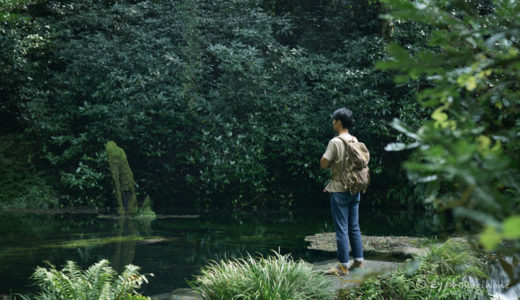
[502,215,520,239]
[479,226,501,250]
[431,107,448,122]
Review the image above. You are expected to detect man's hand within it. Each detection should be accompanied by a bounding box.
[320,156,330,169]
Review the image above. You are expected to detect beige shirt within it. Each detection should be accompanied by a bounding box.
[322,133,358,192]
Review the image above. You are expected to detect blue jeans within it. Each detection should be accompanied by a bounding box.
[330,191,363,264]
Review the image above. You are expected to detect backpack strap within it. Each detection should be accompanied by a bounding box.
[337,134,355,171]
[337,134,355,145]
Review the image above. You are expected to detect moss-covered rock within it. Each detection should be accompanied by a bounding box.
[135,195,156,220]
[105,141,138,215]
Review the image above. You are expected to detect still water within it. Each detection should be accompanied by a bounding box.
[1,207,513,298]
[0,207,441,296]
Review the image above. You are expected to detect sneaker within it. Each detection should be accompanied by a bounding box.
[349,260,363,271]
[323,264,349,276]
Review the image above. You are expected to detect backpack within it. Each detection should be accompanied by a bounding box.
[337,135,370,194]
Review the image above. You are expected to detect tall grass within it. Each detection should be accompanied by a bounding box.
[420,239,488,278]
[189,251,333,300]
[16,259,152,300]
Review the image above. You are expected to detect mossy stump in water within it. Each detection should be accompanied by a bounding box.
[105,141,138,216]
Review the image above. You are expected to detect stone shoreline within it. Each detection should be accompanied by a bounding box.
[305,233,432,259]
[154,258,410,300]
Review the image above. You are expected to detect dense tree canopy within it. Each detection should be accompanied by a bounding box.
[1,0,429,211]
[13,0,513,224]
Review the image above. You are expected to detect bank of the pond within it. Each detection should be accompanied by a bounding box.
[159,234,433,299]
[305,233,433,259]
[312,238,519,299]
[2,210,518,299]
[152,259,406,300]
[0,208,458,297]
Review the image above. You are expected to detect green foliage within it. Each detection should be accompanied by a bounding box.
[0,0,427,209]
[338,239,489,300]
[480,215,520,250]
[134,195,156,221]
[16,259,151,300]
[0,133,57,209]
[0,0,32,21]
[420,239,488,278]
[379,0,520,248]
[189,251,333,300]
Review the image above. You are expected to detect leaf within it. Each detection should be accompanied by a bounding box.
[479,226,501,250]
[502,215,520,239]
[385,143,407,151]
[476,135,491,153]
[466,76,477,91]
[431,107,448,122]
[390,118,420,140]
[457,74,477,91]
[385,142,420,152]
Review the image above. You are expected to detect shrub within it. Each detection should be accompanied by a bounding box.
[1,0,425,210]
[189,251,333,300]
[134,195,156,221]
[0,133,58,209]
[379,0,520,249]
[16,259,152,300]
[338,239,489,300]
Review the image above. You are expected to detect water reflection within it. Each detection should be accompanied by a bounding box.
[0,210,338,295]
[113,218,137,273]
[0,210,517,298]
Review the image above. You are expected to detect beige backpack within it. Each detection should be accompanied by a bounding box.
[337,135,370,194]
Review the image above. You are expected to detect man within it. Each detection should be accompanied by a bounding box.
[320,107,364,276]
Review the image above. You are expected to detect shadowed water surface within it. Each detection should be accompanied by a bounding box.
[0,207,467,296]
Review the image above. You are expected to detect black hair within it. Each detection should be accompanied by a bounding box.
[332,107,354,129]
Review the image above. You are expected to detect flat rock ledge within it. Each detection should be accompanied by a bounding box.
[152,288,202,300]
[305,233,431,259]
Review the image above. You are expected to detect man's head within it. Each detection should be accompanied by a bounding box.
[332,107,353,132]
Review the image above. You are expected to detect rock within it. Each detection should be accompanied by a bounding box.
[151,288,203,300]
[305,233,431,259]
[106,141,138,216]
[398,246,430,257]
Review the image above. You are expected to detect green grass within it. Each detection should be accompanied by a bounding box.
[189,250,333,300]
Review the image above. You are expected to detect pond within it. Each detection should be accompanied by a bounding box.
[1,207,516,298]
[0,207,444,296]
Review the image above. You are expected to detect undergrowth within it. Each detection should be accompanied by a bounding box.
[189,250,333,300]
[338,239,490,300]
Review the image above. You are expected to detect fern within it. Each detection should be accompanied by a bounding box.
[17,259,152,300]
[84,260,116,299]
